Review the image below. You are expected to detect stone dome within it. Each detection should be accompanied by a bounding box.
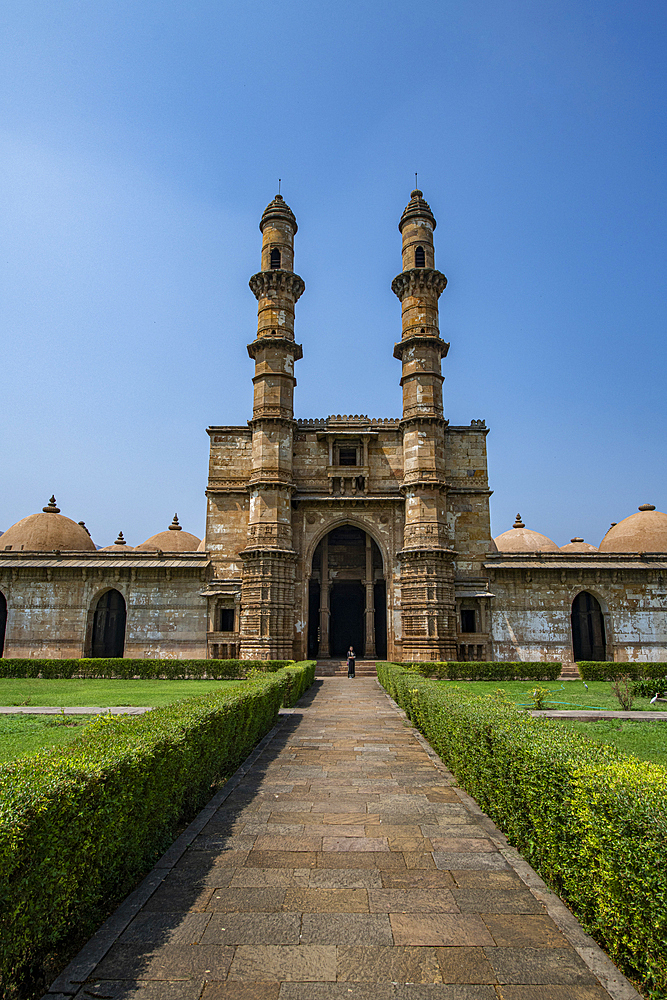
[560,537,599,553]
[197,537,206,552]
[1,497,97,552]
[101,531,134,552]
[135,514,201,552]
[599,504,667,552]
[494,514,559,553]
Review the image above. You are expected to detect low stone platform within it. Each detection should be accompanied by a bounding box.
[45,678,640,1000]
[0,705,152,715]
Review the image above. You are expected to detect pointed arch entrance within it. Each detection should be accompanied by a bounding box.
[307,524,386,659]
[571,591,606,662]
[91,589,126,658]
[0,592,6,657]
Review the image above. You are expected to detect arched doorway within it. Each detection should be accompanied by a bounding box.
[91,590,126,657]
[308,524,386,659]
[0,592,6,657]
[571,591,606,662]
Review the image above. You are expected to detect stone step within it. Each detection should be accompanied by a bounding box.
[559,664,581,680]
[315,660,377,677]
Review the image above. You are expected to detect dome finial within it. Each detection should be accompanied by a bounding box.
[638,503,656,511]
[43,495,60,513]
[513,513,525,528]
[78,521,91,536]
[168,513,182,531]
[114,530,126,545]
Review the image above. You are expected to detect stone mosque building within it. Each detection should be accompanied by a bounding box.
[1,191,666,665]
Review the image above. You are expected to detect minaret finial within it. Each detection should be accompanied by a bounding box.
[415,172,418,189]
[278,178,281,195]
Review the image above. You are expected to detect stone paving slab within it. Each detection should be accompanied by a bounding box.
[44,678,642,1000]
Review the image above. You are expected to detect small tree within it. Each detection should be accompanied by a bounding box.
[611,674,634,711]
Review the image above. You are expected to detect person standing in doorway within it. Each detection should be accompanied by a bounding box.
[347,646,356,678]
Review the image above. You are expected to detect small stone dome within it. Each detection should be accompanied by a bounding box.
[599,504,667,552]
[1,496,97,552]
[494,514,559,553]
[197,537,206,552]
[101,531,135,552]
[560,537,599,553]
[135,514,201,552]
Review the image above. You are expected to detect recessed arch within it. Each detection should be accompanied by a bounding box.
[415,245,425,268]
[306,519,387,659]
[304,515,388,573]
[0,591,6,657]
[270,247,281,269]
[90,588,126,658]
[571,591,606,662]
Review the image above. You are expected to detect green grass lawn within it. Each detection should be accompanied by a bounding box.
[437,679,667,712]
[0,714,94,763]
[0,678,245,708]
[552,718,667,767]
[0,679,247,763]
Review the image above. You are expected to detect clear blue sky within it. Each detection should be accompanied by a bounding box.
[1,1,665,548]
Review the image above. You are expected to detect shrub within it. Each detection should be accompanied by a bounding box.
[399,660,562,681]
[611,675,634,710]
[0,661,314,997]
[578,661,667,681]
[377,661,667,997]
[0,658,294,680]
[633,676,667,699]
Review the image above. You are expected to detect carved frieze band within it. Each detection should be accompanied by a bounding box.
[391,268,447,301]
[249,271,305,302]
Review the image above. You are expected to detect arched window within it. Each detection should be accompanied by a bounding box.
[270,247,281,269]
[0,592,6,657]
[571,591,606,662]
[91,589,126,658]
[415,245,425,268]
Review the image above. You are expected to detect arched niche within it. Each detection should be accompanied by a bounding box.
[307,522,387,660]
[0,592,6,657]
[571,591,606,662]
[91,589,127,658]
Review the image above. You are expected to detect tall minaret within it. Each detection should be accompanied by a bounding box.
[392,189,457,660]
[240,194,304,659]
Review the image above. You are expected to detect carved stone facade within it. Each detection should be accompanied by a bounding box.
[1,190,665,664]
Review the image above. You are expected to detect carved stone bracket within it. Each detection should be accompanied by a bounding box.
[391,268,447,301]
[249,270,305,302]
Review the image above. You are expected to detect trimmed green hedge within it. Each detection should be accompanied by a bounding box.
[0,657,294,680]
[0,661,315,997]
[377,661,667,997]
[578,660,667,681]
[400,660,562,681]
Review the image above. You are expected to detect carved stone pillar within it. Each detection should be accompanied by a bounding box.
[318,534,330,657]
[364,533,376,658]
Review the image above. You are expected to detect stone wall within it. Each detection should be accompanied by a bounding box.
[0,554,210,659]
[486,553,667,662]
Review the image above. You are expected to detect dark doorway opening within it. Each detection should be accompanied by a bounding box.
[571,591,606,662]
[330,581,364,658]
[92,589,126,658]
[308,578,320,658]
[0,592,6,657]
[374,580,387,659]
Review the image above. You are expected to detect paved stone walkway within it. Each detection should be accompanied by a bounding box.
[48,678,640,1000]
